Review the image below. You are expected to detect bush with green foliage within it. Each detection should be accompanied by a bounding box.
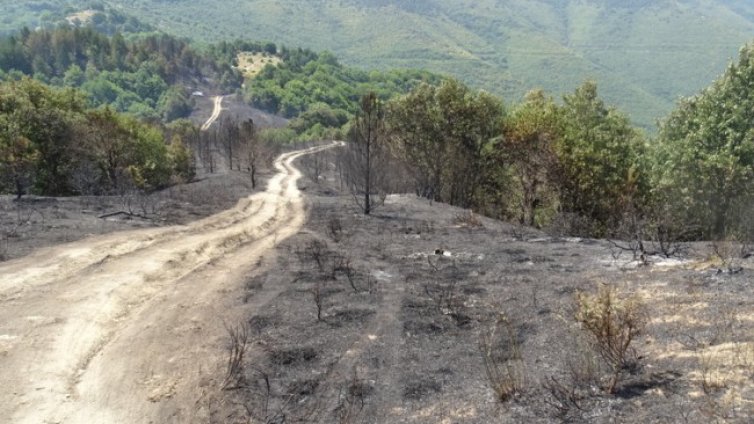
[575,284,646,394]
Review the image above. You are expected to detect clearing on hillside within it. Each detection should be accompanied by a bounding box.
[236,52,282,78]
[65,10,97,25]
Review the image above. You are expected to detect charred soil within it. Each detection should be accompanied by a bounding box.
[210,150,754,423]
[1,148,753,423]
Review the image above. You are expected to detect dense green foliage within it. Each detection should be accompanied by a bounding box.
[494,90,562,227]
[34,0,754,129]
[388,80,503,208]
[0,26,243,121]
[387,79,643,235]
[655,43,754,239]
[557,82,647,232]
[247,48,441,140]
[0,78,193,197]
[380,38,754,240]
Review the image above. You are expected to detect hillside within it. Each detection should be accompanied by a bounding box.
[11,0,751,129]
[0,2,152,36]
[4,3,754,422]
[4,144,754,422]
[0,27,245,122]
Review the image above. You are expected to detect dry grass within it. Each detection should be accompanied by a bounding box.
[575,284,646,394]
[236,52,282,78]
[222,322,251,390]
[636,275,754,419]
[479,314,526,402]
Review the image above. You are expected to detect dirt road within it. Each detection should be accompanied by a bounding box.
[0,142,339,424]
[200,95,225,131]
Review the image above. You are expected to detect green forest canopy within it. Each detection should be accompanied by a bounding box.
[380,40,754,240]
[0,26,244,122]
[245,47,442,140]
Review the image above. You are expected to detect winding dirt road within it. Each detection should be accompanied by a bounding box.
[200,95,225,131]
[0,142,339,423]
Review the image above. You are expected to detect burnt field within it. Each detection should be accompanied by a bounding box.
[1,148,752,423]
[207,151,754,423]
[0,168,268,261]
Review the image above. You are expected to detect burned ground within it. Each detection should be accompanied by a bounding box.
[2,148,753,423]
[210,151,754,423]
[0,169,267,261]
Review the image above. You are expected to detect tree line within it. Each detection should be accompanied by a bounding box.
[0,77,194,198]
[344,42,754,242]
[170,115,277,190]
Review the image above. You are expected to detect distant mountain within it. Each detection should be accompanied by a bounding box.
[7,1,754,128]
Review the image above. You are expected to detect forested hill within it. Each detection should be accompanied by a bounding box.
[245,47,441,140]
[0,27,244,122]
[29,0,752,129]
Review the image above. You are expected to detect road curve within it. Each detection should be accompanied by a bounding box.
[0,142,340,424]
[200,95,225,131]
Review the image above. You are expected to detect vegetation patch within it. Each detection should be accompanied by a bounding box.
[235,52,282,78]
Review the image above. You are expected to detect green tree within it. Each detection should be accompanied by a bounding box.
[557,81,647,234]
[388,82,445,199]
[157,86,193,122]
[496,90,563,226]
[127,121,172,190]
[343,92,387,215]
[83,107,132,191]
[13,79,84,194]
[388,79,503,208]
[655,44,754,239]
[0,131,36,199]
[63,64,85,87]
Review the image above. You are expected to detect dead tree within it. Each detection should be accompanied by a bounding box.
[239,119,259,188]
[301,151,327,184]
[218,117,240,172]
[340,92,389,215]
[198,129,216,174]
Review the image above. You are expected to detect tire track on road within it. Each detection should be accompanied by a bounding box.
[0,142,340,424]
